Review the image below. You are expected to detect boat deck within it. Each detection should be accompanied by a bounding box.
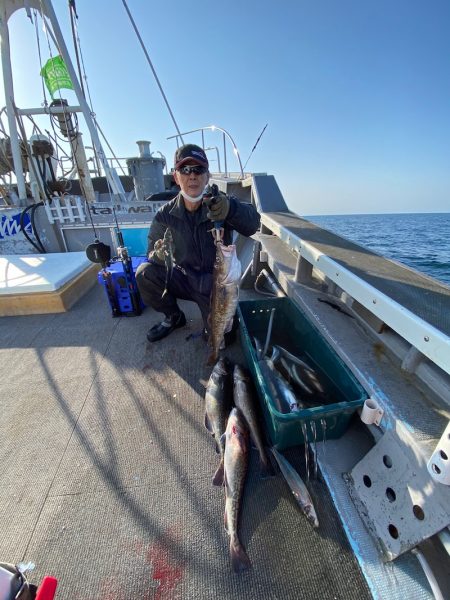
[0,282,371,599]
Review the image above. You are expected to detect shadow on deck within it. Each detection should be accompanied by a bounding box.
[0,283,371,599]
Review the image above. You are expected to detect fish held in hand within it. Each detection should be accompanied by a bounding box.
[207,243,241,365]
[270,447,319,528]
[160,227,175,298]
[204,357,232,486]
[223,407,251,572]
[233,364,273,478]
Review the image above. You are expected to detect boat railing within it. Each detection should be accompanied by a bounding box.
[167,125,244,179]
[256,210,450,379]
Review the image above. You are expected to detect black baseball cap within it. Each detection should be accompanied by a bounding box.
[174,144,209,169]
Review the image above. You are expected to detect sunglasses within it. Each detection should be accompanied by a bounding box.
[177,165,208,175]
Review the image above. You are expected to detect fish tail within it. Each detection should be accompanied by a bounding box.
[207,350,218,366]
[161,269,172,298]
[230,538,251,573]
[306,506,320,528]
[212,459,224,486]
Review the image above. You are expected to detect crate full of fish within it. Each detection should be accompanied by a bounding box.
[237,296,367,450]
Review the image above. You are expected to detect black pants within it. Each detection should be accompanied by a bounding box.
[135,261,212,327]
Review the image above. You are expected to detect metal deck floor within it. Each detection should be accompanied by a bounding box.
[0,283,371,600]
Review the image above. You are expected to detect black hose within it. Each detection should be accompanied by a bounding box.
[34,156,53,201]
[19,203,46,254]
[20,205,42,253]
[30,202,46,253]
[46,156,57,183]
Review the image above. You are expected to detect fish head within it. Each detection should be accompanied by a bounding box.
[214,356,230,376]
[163,227,173,249]
[210,357,231,389]
[233,364,248,382]
[233,365,252,402]
[162,228,175,262]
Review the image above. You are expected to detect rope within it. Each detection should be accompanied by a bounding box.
[68,3,95,115]
[84,197,98,239]
[36,2,78,150]
[121,0,184,143]
[0,107,9,137]
[72,5,129,179]
[68,3,85,98]
[33,9,49,108]
[92,116,126,176]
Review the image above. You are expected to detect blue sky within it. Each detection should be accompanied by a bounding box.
[3,0,450,215]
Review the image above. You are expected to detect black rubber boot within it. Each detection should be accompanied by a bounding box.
[147,311,186,342]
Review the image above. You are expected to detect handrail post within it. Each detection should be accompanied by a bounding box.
[223,132,227,177]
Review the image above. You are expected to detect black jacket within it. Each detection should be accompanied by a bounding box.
[147,193,260,275]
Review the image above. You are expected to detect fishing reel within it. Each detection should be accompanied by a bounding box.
[85,239,112,268]
[203,184,224,243]
[203,183,219,203]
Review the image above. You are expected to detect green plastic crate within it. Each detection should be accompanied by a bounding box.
[237,296,367,450]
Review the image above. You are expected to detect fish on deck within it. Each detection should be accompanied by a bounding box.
[270,447,319,528]
[204,357,233,486]
[233,364,273,478]
[222,407,252,573]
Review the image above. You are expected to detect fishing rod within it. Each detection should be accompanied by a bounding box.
[203,183,223,243]
[112,206,142,316]
[242,123,268,172]
[85,201,142,317]
[84,202,121,317]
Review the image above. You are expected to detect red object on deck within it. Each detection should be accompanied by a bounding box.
[35,576,58,600]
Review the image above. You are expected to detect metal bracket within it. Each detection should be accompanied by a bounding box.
[345,428,450,561]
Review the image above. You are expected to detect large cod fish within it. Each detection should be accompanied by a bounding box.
[222,407,251,572]
[204,357,232,486]
[233,364,273,478]
[207,242,241,365]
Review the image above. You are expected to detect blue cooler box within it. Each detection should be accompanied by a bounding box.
[97,256,147,316]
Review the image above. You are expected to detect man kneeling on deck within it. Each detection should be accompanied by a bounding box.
[136,144,261,342]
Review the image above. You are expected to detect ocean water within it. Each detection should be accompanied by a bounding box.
[305,212,450,287]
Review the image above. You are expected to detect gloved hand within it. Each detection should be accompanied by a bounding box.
[204,191,230,222]
[148,238,165,264]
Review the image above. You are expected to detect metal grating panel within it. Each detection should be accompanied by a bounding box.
[346,429,450,560]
